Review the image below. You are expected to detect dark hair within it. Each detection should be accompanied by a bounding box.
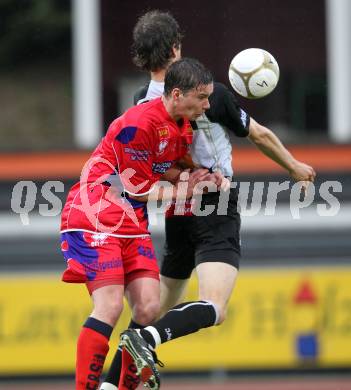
[164,58,213,96]
[132,10,183,72]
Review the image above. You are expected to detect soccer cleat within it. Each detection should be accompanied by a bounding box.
[151,350,164,369]
[119,349,141,390]
[120,329,160,390]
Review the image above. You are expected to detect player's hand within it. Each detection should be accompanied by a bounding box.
[176,169,230,198]
[212,172,231,192]
[205,171,223,187]
[161,167,182,184]
[289,161,316,184]
[220,176,231,191]
[186,168,211,197]
[202,171,230,191]
[191,170,230,196]
[188,168,226,198]
[174,168,209,198]
[289,161,316,194]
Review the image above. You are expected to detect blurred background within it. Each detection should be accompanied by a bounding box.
[1,0,351,389]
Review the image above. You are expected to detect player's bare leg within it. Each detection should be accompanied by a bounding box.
[159,275,189,317]
[91,284,125,326]
[196,262,238,324]
[125,276,160,325]
[100,277,160,390]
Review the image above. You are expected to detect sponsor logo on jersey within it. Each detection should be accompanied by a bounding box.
[240,109,248,127]
[165,327,172,340]
[137,245,156,260]
[124,147,150,161]
[85,258,123,271]
[152,161,173,174]
[158,126,169,138]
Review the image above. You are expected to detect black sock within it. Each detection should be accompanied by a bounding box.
[83,317,113,339]
[103,319,144,385]
[140,300,217,348]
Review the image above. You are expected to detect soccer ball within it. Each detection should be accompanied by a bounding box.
[228,48,279,99]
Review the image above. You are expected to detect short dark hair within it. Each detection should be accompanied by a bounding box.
[132,10,183,72]
[164,58,213,97]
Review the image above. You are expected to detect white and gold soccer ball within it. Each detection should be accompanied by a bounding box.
[228,48,279,99]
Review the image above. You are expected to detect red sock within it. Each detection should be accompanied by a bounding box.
[118,348,140,390]
[76,327,110,390]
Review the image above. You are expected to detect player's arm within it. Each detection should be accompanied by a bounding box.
[207,83,315,185]
[128,168,214,202]
[160,153,200,185]
[247,117,316,184]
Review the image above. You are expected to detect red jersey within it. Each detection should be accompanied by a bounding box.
[61,98,193,236]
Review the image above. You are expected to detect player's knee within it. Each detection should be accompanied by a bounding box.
[106,301,124,324]
[132,300,160,325]
[94,300,124,326]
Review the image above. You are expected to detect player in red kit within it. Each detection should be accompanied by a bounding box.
[60,58,222,390]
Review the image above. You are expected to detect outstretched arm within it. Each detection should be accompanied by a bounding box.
[129,168,223,203]
[248,118,316,185]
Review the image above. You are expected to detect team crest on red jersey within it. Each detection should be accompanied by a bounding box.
[158,126,169,138]
[157,139,169,155]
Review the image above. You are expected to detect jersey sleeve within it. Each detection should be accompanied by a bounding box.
[112,124,157,196]
[206,82,250,137]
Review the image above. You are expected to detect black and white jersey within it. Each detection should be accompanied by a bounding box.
[134,80,165,105]
[134,80,250,177]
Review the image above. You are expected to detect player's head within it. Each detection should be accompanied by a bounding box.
[132,10,183,72]
[163,58,213,121]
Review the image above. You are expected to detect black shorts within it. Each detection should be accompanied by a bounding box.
[160,187,241,279]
